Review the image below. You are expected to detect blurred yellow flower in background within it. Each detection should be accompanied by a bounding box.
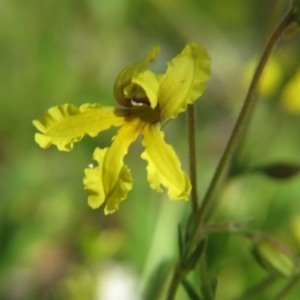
[281,66,300,114]
[243,57,282,98]
[33,42,211,214]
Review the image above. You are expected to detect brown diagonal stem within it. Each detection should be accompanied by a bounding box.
[166,8,295,300]
[188,104,199,215]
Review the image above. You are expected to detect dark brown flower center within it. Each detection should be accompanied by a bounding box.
[130,96,150,107]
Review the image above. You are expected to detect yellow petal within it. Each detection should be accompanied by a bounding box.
[83,148,133,214]
[113,46,161,107]
[83,148,107,209]
[128,70,163,109]
[33,103,125,151]
[83,121,140,214]
[141,125,191,200]
[158,42,211,121]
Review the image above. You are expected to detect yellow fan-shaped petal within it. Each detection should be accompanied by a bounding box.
[83,121,140,214]
[141,125,191,200]
[83,148,133,214]
[83,148,106,209]
[158,42,211,121]
[113,46,161,107]
[33,103,125,151]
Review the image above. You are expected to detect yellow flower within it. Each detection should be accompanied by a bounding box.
[33,43,211,214]
[243,57,282,97]
[281,66,300,114]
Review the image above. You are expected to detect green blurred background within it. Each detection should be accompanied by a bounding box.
[1,0,300,299]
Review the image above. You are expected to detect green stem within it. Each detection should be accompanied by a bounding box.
[166,262,183,300]
[231,274,277,300]
[193,8,295,230]
[273,274,300,300]
[188,104,199,215]
[166,8,295,300]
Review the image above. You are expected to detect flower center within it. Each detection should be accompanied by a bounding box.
[129,85,150,107]
[131,96,150,107]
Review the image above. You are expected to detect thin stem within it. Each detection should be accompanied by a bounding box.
[166,9,295,300]
[231,275,277,300]
[273,275,300,300]
[193,8,295,231]
[188,104,199,215]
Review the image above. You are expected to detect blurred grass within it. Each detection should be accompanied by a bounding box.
[1,0,300,299]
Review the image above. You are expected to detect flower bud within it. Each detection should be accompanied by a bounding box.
[251,234,298,277]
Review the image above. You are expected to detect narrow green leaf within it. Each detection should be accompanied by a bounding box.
[185,213,195,242]
[184,238,206,272]
[256,163,300,180]
[211,277,218,295]
[178,222,184,258]
[144,260,173,300]
[182,278,202,300]
[229,161,300,179]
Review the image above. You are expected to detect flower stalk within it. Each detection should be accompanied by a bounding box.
[194,8,295,228]
[187,104,199,215]
[167,8,296,300]
[274,274,300,300]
